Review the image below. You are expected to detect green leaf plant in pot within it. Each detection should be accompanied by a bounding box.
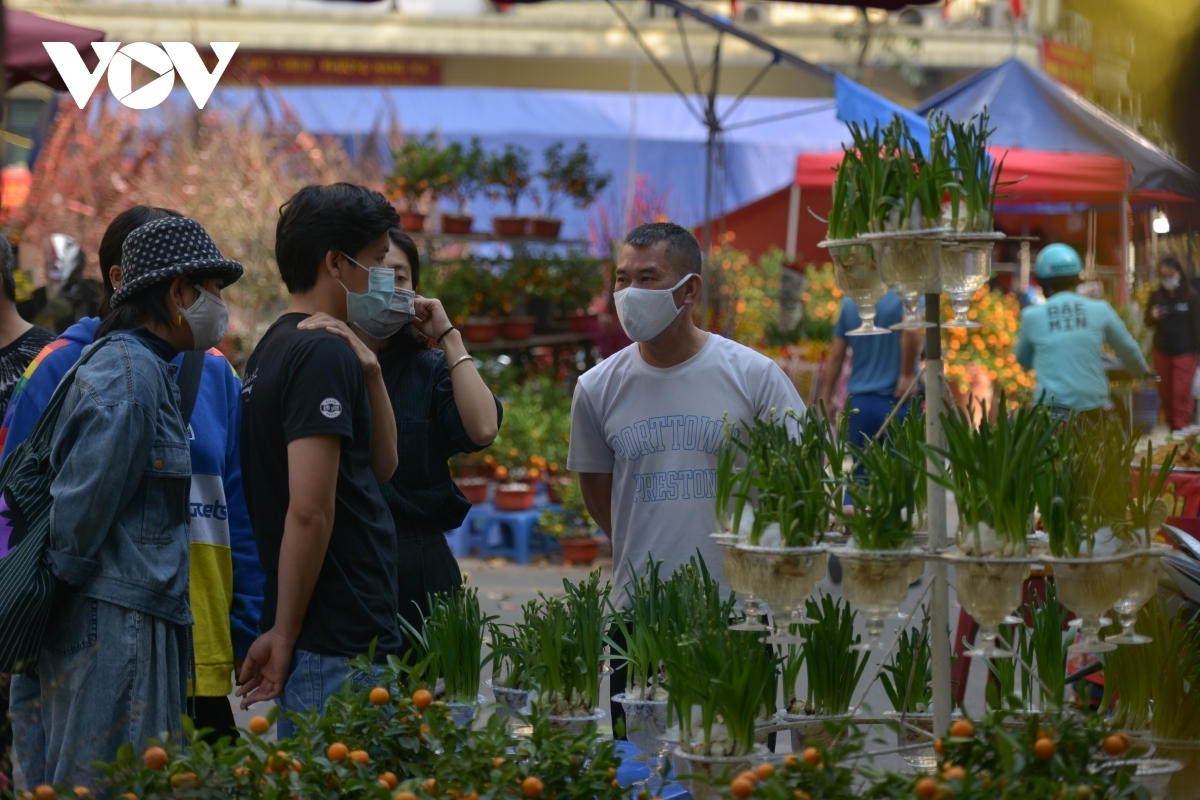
[398,587,496,726]
[880,612,960,770]
[485,143,533,237]
[777,593,867,754]
[534,142,611,239]
[526,571,611,731]
[487,599,542,718]
[608,558,670,790]
[660,563,776,800]
[728,408,844,646]
[440,137,487,234]
[1047,416,1145,655]
[539,478,599,565]
[835,431,924,652]
[386,132,447,231]
[930,394,1055,659]
[1110,441,1175,645]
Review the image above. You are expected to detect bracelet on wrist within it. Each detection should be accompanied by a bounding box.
[436,325,459,344]
[448,354,474,374]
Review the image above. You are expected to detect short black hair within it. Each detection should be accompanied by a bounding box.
[1160,255,1185,277]
[624,222,702,279]
[388,229,421,291]
[0,237,15,303]
[95,279,175,338]
[1040,274,1081,297]
[275,183,400,294]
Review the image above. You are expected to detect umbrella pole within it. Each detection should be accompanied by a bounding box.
[924,293,953,738]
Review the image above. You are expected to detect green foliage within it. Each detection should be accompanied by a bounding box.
[399,587,496,702]
[485,143,533,215]
[840,433,919,551]
[930,395,1056,553]
[942,110,1004,233]
[538,142,611,217]
[723,408,847,547]
[880,619,934,713]
[84,673,624,800]
[1025,585,1071,710]
[1132,441,1176,546]
[388,133,450,207]
[487,374,572,473]
[441,138,488,215]
[797,593,868,716]
[538,478,593,540]
[606,557,668,695]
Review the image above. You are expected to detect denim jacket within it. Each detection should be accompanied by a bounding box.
[46,333,193,626]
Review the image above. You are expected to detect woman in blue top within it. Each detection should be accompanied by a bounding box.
[299,230,500,635]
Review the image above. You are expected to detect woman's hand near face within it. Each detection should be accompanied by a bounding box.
[412,296,454,340]
[297,312,381,377]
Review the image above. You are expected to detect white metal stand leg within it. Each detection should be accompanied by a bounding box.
[924,295,953,738]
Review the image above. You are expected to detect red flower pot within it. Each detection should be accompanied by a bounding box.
[457,463,493,479]
[455,477,490,505]
[558,537,599,566]
[568,313,595,333]
[400,212,427,232]
[495,483,536,511]
[500,317,536,340]
[462,319,501,343]
[493,216,529,237]
[441,214,473,235]
[530,218,562,239]
[546,477,569,504]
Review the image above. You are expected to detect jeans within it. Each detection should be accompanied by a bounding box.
[11,595,188,791]
[846,392,910,448]
[277,650,373,740]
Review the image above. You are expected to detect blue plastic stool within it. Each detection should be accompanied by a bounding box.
[478,507,552,565]
[444,502,493,559]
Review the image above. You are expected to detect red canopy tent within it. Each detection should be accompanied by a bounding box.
[4,8,104,92]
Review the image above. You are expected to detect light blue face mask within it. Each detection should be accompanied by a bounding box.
[338,253,394,322]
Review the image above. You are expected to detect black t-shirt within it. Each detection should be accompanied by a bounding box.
[240,312,401,657]
[0,326,54,421]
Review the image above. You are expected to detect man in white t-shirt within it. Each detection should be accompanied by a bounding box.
[568,222,804,595]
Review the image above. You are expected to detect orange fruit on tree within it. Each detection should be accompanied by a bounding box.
[915,777,938,800]
[464,793,479,800]
[413,689,434,709]
[755,763,774,781]
[350,750,371,766]
[34,786,56,800]
[291,759,303,773]
[495,466,509,481]
[380,772,399,790]
[143,746,168,771]
[783,754,798,769]
[521,777,544,799]
[234,767,250,778]
[122,794,138,800]
[423,778,438,793]
[933,739,945,756]
[792,792,810,800]
[370,687,391,706]
[802,747,820,766]
[729,778,755,799]
[1034,737,1056,761]
[248,716,270,735]
[73,788,91,799]
[327,742,349,762]
[736,771,758,786]
[493,757,506,769]
[1103,734,1131,756]
[528,468,541,481]
[396,793,418,800]
[170,773,200,789]
[942,766,965,782]
[949,720,974,739]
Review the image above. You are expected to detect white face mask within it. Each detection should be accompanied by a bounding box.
[178,284,228,352]
[354,288,416,340]
[1163,276,1181,292]
[613,274,693,342]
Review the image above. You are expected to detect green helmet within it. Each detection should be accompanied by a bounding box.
[1035,243,1082,279]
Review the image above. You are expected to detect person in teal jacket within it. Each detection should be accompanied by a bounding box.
[0,206,263,743]
[1016,243,1148,421]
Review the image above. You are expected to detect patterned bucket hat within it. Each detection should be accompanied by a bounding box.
[111,216,243,308]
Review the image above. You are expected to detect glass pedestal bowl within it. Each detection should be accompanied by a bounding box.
[614,692,670,791]
[1049,554,1127,654]
[826,240,889,336]
[870,231,946,330]
[946,554,1034,658]
[738,544,827,645]
[1109,550,1162,645]
[834,548,921,651]
[714,534,770,632]
[941,235,999,328]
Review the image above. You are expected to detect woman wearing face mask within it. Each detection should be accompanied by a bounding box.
[300,229,500,634]
[10,216,244,788]
[1145,255,1200,431]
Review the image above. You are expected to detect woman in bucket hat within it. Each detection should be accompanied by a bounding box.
[10,216,242,789]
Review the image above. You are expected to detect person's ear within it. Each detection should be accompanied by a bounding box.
[169,276,194,313]
[108,265,123,291]
[678,273,702,305]
[323,250,344,281]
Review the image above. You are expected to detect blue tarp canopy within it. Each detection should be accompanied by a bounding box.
[914,58,1198,200]
[187,81,914,238]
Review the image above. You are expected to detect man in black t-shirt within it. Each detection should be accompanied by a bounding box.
[236,184,400,737]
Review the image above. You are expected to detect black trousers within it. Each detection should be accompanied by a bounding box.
[607,623,776,751]
[189,695,238,744]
